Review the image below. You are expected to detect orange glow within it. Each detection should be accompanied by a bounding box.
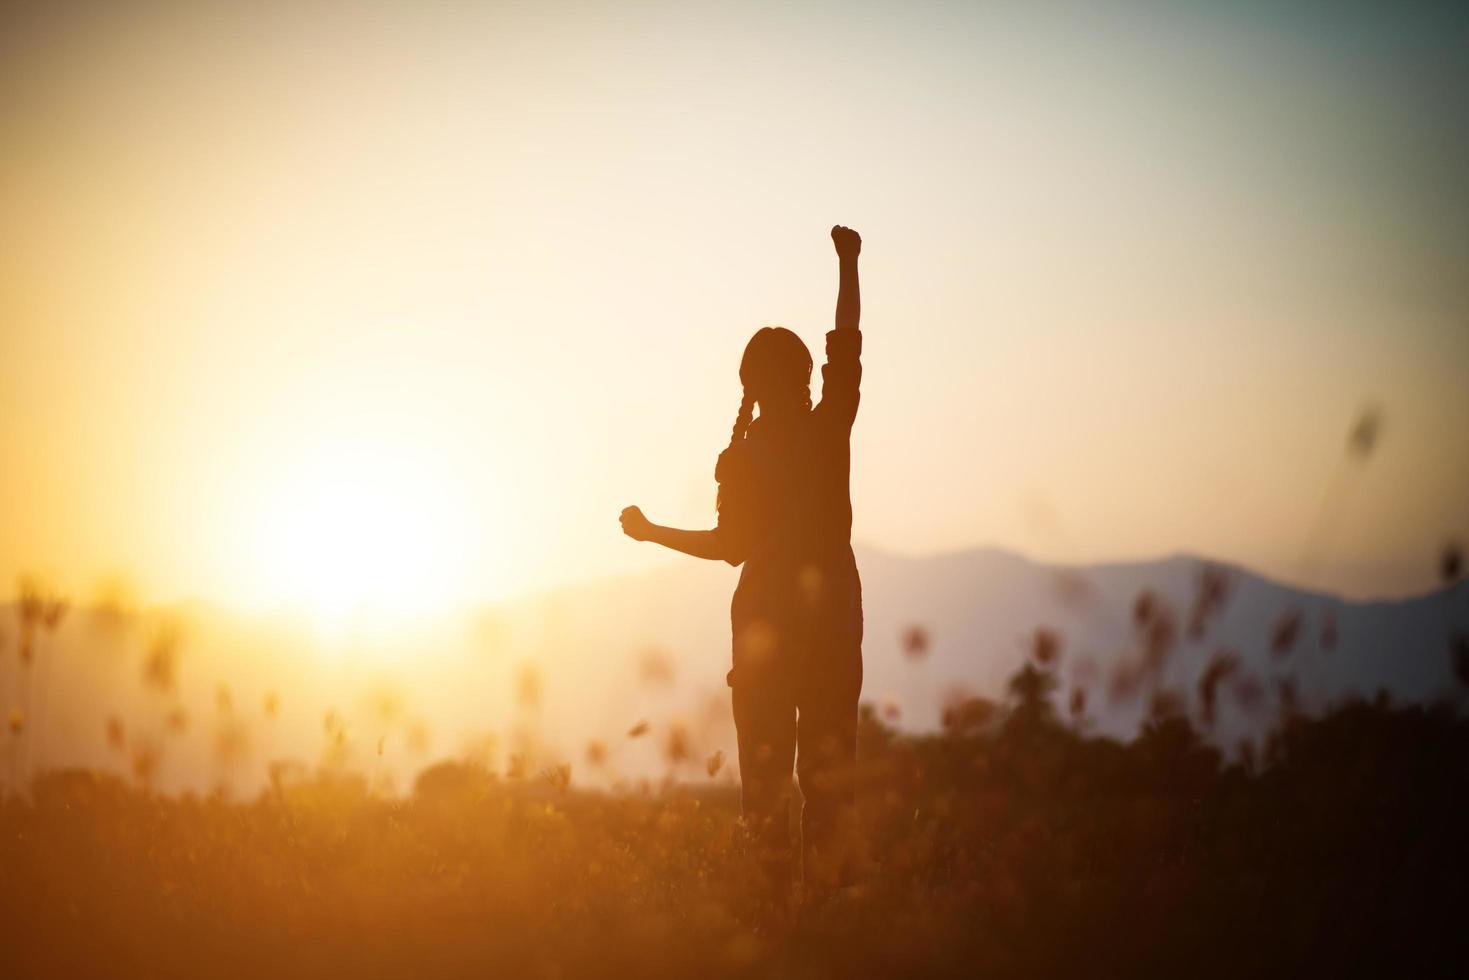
[247,435,481,629]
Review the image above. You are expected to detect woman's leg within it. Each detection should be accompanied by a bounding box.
[795,570,864,893]
[731,677,797,894]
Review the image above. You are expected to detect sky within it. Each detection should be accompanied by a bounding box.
[1,0,1466,621]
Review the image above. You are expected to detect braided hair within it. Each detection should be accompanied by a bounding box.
[715,327,813,548]
[715,390,756,484]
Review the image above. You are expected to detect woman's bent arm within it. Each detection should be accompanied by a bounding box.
[646,525,730,562]
[620,506,733,562]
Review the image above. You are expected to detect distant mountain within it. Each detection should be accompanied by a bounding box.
[3,546,1463,792]
[494,544,1466,747]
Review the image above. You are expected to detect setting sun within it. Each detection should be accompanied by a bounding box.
[249,436,478,628]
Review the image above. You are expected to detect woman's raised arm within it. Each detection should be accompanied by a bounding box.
[817,226,864,427]
[832,225,861,332]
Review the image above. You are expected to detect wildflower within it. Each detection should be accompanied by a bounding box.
[543,762,571,792]
[16,576,49,630]
[1030,626,1061,667]
[16,585,38,626]
[143,624,182,694]
[42,597,68,631]
[105,716,126,750]
[1187,564,1231,639]
[320,728,350,770]
[1442,541,1463,585]
[1140,603,1177,671]
[665,723,691,765]
[1270,609,1302,657]
[1133,590,1157,627]
[901,624,930,660]
[1198,650,1241,728]
[1346,405,1383,460]
[14,576,59,669]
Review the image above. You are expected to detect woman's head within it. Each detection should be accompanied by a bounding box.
[739,326,812,417]
[716,326,812,523]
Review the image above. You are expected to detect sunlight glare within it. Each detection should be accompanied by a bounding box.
[252,439,477,631]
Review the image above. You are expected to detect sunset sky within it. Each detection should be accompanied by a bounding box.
[2,0,1465,619]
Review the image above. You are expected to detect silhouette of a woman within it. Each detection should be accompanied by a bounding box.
[621,225,864,893]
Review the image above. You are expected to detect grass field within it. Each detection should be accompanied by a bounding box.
[5,678,1466,979]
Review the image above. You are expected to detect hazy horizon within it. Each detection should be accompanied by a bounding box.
[4,539,1450,627]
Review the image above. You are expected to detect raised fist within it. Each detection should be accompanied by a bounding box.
[831,225,862,259]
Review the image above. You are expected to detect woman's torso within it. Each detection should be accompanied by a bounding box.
[731,409,859,627]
